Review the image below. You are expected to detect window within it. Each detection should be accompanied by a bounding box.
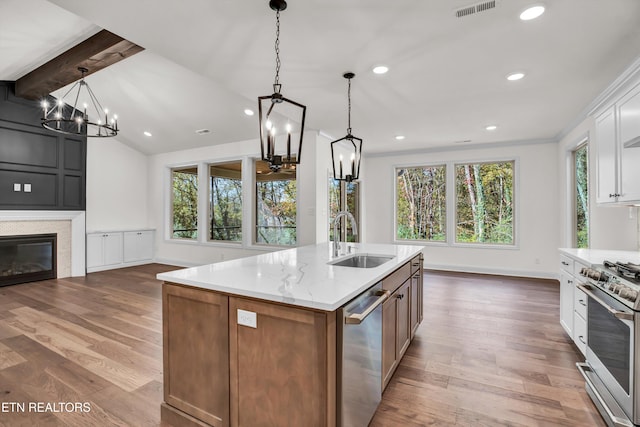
[329,179,359,242]
[209,161,242,242]
[255,160,297,246]
[455,161,514,244]
[396,166,446,241]
[574,143,589,248]
[171,166,198,239]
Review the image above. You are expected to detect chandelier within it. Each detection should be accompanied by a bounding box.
[330,72,362,182]
[41,67,118,138]
[258,0,306,171]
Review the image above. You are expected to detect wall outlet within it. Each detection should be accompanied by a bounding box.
[534,258,541,265]
[237,309,257,328]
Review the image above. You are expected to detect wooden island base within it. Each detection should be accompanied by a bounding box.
[161,253,422,427]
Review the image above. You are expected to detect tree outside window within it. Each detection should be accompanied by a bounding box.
[455,161,514,244]
[396,166,446,241]
[171,166,198,239]
[255,160,297,246]
[574,143,589,248]
[209,161,242,242]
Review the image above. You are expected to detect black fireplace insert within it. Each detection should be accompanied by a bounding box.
[0,233,57,286]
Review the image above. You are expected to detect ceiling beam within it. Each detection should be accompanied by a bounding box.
[15,29,144,100]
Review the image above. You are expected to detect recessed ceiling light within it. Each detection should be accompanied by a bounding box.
[520,4,545,21]
[195,129,211,135]
[507,72,525,81]
[143,131,152,137]
[395,135,405,140]
[373,65,389,75]
[485,125,498,131]
[244,109,254,116]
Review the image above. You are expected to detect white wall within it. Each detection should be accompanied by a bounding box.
[557,116,638,251]
[362,142,560,278]
[147,132,331,267]
[86,138,148,231]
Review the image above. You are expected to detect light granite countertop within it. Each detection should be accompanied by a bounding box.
[559,247,640,266]
[157,242,425,311]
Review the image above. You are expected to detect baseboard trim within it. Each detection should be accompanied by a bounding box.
[153,257,201,268]
[87,259,153,273]
[425,264,559,281]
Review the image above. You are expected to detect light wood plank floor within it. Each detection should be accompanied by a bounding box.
[0,265,605,426]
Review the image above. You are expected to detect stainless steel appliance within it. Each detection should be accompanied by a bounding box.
[578,261,640,427]
[337,282,390,427]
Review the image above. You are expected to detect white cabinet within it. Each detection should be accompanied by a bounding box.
[87,232,123,270]
[618,84,640,202]
[595,106,619,203]
[573,286,588,356]
[124,231,154,262]
[594,82,640,204]
[559,252,589,356]
[559,270,574,337]
[87,229,154,273]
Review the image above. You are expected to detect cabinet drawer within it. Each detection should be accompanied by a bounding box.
[382,261,411,292]
[410,255,422,274]
[573,312,587,356]
[574,286,587,320]
[559,254,573,273]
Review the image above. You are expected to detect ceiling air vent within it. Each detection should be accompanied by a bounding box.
[455,0,497,18]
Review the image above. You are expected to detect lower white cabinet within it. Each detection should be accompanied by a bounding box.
[124,231,154,262]
[559,271,574,336]
[573,287,588,356]
[87,229,154,273]
[87,233,123,269]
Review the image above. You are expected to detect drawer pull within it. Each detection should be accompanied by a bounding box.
[579,299,586,307]
[578,335,586,345]
[561,261,570,266]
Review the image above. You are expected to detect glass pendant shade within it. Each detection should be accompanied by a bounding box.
[41,67,118,138]
[331,72,363,182]
[258,89,306,171]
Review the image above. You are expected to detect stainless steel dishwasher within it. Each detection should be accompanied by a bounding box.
[337,282,390,427]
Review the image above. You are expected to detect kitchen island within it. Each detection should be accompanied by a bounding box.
[157,242,424,427]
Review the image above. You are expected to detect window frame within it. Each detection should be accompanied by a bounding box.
[394,163,448,244]
[207,160,243,244]
[253,159,299,247]
[393,157,519,249]
[328,174,360,243]
[169,165,199,242]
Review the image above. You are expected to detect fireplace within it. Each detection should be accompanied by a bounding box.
[0,234,57,286]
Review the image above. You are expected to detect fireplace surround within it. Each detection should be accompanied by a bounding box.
[0,233,57,286]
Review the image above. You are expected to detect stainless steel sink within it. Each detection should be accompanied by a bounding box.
[328,254,395,268]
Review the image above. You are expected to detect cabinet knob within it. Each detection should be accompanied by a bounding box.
[568,279,573,284]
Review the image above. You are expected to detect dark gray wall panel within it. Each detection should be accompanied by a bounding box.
[63,175,82,208]
[63,138,83,171]
[0,169,57,207]
[0,81,86,210]
[0,124,58,168]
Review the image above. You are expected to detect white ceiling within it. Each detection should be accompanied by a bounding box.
[2,0,640,155]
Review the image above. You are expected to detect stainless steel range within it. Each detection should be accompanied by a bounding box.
[577,261,640,427]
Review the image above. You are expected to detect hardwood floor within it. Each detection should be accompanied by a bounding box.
[0,266,604,426]
[370,271,605,427]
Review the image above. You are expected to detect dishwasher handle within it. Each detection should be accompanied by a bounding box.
[345,290,390,325]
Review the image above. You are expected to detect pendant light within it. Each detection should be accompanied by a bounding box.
[331,72,362,182]
[41,67,118,137]
[258,0,307,172]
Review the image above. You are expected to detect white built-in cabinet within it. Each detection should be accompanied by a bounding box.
[559,252,588,356]
[595,82,640,204]
[87,230,154,273]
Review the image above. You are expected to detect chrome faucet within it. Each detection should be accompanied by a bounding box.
[333,211,358,257]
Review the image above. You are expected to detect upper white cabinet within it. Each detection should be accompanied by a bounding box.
[87,229,154,273]
[595,82,640,204]
[618,84,640,202]
[595,106,618,203]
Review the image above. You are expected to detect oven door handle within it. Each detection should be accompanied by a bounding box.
[577,284,634,321]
